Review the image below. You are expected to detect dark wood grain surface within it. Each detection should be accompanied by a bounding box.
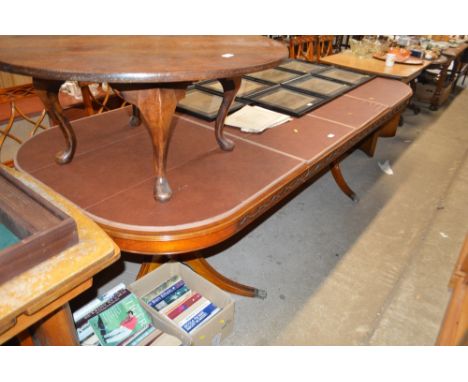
[0,36,288,83]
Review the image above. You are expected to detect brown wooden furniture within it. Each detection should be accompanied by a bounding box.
[416,55,453,110]
[416,43,468,110]
[288,36,335,63]
[0,166,120,345]
[0,82,124,167]
[0,36,287,202]
[436,234,468,345]
[320,50,432,83]
[317,36,335,62]
[289,36,318,61]
[321,50,432,121]
[15,77,412,299]
[0,167,78,284]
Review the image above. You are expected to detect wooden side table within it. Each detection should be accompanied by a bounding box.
[0,36,287,202]
[320,50,431,84]
[0,166,120,345]
[320,50,431,123]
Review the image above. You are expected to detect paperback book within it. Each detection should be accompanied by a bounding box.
[89,290,155,346]
[142,276,220,334]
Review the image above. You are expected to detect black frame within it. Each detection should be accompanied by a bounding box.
[244,85,328,118]
[277,59,329,75]
[315,67,373,86]
[176,88,246,121]
[176,65,376,120]
[243,67,304,85]
[195,77,272,101]
[283,73,353,99]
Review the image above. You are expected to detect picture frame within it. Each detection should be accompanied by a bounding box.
[195,77,272,100]
[244,85,326,117]
[315,67,373,85]
[244,67,303,85]
[277,59,329,75]
[176,88,245,121]
[283,74,352,98]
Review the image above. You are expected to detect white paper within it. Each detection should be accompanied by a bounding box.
[225,105,292,133]
[378,160,394,175]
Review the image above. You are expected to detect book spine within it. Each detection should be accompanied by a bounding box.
[146,280,185,308]
[136,329,163,346]
[127,325,157,346]
[75,288,131,328]
[117,325,150,346]
[173,298,209,325]
[73,283,126,322]
[154,285,190,311]
[141,275,180,303]
[181,303,220,333]
[166,292,202,320]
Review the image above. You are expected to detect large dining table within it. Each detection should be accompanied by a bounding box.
[0,35,414,299]
[14,73,412,298]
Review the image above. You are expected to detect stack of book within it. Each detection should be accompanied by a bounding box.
[141,275,220,334]
[73,283,181,346]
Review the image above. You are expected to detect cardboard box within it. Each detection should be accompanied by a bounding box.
[415,81,451,106]
[129,262,235,346]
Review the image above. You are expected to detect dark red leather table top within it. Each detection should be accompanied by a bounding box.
[15,77,412,253]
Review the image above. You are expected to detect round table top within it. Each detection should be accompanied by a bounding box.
[0,36,288,83]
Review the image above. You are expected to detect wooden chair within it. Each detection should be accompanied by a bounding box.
[0,82,128,166]
[0,84,49,166]
[289,36,319,62]
[456,48,468,85]
[317,35,335,62]
[417,55,456,110]
[289,35,337,63]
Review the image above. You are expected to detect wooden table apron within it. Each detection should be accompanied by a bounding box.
[0,36,288,202]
